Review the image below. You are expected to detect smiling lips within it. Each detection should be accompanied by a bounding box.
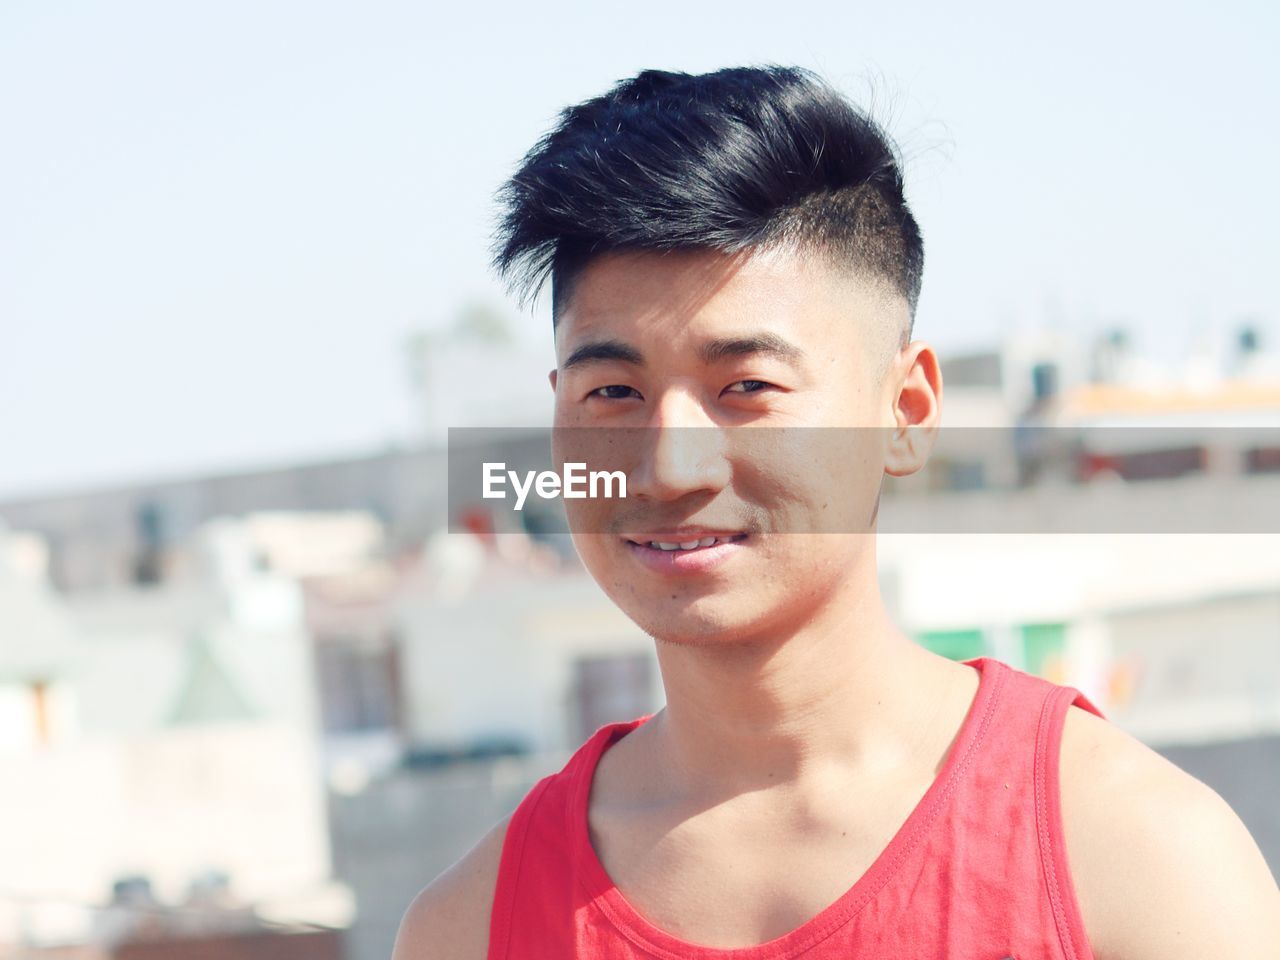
[627,533,747,551]
[622,532,750,574]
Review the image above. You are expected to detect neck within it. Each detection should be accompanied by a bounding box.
[644,578,963,799]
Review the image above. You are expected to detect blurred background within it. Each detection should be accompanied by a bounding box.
[2,1,1278,957]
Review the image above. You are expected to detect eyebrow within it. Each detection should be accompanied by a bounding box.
[697,333,807,367]
[560,331,807,372]
[562,339,646,370]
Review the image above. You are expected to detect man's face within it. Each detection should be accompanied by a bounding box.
[550,246,923,647]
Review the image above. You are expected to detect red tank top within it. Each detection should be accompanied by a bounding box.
[488,656,1105,959]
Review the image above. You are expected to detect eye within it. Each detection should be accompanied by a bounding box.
[588,384,642,401]
[723,379,774,394]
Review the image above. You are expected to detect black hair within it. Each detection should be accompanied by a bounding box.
[492,65,923,335]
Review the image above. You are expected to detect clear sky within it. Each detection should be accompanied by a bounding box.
[1,0,1275,499]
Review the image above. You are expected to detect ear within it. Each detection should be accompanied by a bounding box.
[884,340,943,478]
[548,368,558,393]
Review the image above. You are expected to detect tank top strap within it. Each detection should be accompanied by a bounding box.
[489,719,647,960]
[950,657,1104,960]
[1034,678,1105,960]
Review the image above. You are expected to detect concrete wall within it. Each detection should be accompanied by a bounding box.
[111,928,345,960]
[396,571,657,754]
[0,724,332,945]
[1107,591,1280,743]
[328,757,554,960]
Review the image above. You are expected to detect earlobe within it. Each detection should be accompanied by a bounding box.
[884,425,934,477]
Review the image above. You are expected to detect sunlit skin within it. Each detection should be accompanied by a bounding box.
[550,246,942,651]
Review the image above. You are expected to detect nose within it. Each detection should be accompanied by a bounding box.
[627,390,731,502]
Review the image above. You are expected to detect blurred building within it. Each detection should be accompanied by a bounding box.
[405,321,553,439]
[0,448,449,595]
[0,519,351,956]
[396,541,656,755]
[879,533,1280,743]
[941,323,1279,425]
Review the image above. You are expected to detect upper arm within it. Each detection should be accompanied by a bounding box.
[391,814,511,960]
[1060,706,1280,960]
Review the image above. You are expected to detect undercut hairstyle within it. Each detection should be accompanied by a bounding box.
[492,65,924,341]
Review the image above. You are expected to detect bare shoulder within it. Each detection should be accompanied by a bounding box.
[1059,705,1280,960]
[391,814,511,960]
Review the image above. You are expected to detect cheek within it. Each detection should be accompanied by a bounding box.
[734,433,882,534]
[562,493,617,540]
[761,535,872,610]
[569,532,618,584]
[766,530,863,566]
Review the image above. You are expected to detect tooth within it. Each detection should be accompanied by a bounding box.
[697,537,716,547]
[678,540,700,550]
[655,542,679,550]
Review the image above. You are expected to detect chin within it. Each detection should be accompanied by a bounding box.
[575,536,840,647]
[612,589,781,648]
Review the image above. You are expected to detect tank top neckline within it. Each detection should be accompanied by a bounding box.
[566,655,1008,960]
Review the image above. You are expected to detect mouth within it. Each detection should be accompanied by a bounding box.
[623,533,749,552]
[621,532,750,574]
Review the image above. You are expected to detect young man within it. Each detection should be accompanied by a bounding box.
[394,67,1279,958]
